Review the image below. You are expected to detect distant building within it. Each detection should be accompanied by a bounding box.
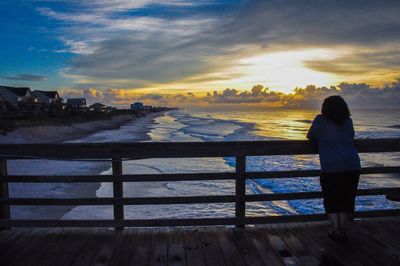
[32,90,63,106]
[131,102,144,110]
[143,105,152,111]
[66,98,87,109]
[0,86,33,108]
[0,96,8,113]
[90,102,107,112]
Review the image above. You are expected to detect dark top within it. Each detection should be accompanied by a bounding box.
[307,114,361,172]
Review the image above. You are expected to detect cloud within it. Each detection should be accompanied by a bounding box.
[204,85,283,104]
[59,79,400,109]
[38,0,400,89]
[0,74,47,81]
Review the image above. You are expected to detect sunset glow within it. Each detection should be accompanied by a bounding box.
[1,1,400,108]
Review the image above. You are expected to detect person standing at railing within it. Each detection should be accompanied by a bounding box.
[307,95,361,240]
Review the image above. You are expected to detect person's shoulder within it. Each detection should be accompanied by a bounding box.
[344,117,354,126]
[312,114,324,123]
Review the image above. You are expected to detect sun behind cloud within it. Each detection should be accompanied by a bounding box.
[210,49,339,93]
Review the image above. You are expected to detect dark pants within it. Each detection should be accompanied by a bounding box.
[320,171,360,213]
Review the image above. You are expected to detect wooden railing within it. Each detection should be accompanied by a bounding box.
[1,139,400,229]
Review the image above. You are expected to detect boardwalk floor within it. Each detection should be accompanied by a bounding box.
[1,217,400,266]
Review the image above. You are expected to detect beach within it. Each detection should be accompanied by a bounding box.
[3,108,400,220]
[0,112,162,144]
[4,111,165,219]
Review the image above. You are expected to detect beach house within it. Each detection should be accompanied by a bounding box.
[131,102,144,110]
[0,96,8,113]
[66,98,87,110]
[32,90,63,106]
[0,86,33,109]
[90,102,107,112]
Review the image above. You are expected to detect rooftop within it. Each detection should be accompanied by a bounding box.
[33,90,59,98]
[0,86,30,96]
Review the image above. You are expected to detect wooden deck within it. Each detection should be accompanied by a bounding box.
[1,217,400,266]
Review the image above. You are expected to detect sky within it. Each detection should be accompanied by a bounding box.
[1,0,400,108]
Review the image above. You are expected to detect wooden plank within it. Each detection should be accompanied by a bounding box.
[1,197,114,205]
[38,228,94,266]
[358,219,400,249]
[247,166,400,179]
[279,223,345,266]
[386,193,400,202]
[291,222,362,266]
[11,228,63,266]
[2,173,233,183]
[148,228,168,266]
[2,187,399,206]
[271,224,320,266]
[299,222,378,266]
[112,158,124,230]
[0,208,399,228]
[0,159,10,222]
[0,219,115,227]
[197,228,227,266]
[259,226,302,266]
[213,227,246,266]
[0,228,18,243]
[31,228,68,266]
[245,187,400,201]
[168,228,186,266]
[0,195,235,205]
[88,229,119,266]
[123,218,236,227]
[1,138,399,160]
[243,227,283,266]
[344,221,400,265]
[228,228,266,266]
[109,228,138,266]
[6,228,53,266]
[130,228,153,265]
[3,175,114,183]
[122,172,237,182]
[183,229,207,266]
[0,229,36,266]
[4,166,399,183]
[68,229,102,266]
[235,156,246,228]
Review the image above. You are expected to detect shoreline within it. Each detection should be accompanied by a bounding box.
[7,110,166,220]
[0,111,163,144]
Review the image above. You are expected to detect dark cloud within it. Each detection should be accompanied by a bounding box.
[60,79,400,109]
[0,74,47,81]
[37,0,399,87]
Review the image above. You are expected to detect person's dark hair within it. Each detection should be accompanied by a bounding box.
[321,95,351,126]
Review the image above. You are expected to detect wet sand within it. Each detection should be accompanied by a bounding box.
[4,111,165,219]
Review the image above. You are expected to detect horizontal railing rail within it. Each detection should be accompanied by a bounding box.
[0,138,400,229]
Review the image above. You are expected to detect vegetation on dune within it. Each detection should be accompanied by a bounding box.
[0,109,165,134]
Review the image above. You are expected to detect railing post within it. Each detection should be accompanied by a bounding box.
[112,158,124,230]
[235,156,246,228]
[0,160,10,229]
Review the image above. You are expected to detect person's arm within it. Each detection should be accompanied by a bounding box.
[307,115,319,144]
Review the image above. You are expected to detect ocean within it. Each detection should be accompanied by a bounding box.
[63,108,400,220]
[9,109,400,220]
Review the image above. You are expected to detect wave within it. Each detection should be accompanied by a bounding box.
[62,109,400,220]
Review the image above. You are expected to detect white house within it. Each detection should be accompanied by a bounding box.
[0,86,32,108]
[32,90,63,106]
